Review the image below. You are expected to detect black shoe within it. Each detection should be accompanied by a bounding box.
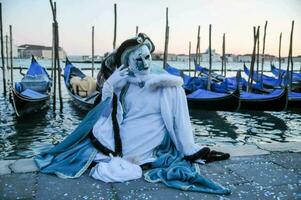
[184,147,211,162]
[204,150,230,163]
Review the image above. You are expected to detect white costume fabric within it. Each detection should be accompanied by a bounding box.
[90,39,204,182]
[90,73,204,181]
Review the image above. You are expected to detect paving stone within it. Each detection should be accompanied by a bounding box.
[118,187,190,200]
[225,182,278,200]
[1,152,301,199]
[35,172,116,200]
[10,158,38,173]
[186,192,221,200]
[112,177,166,193]
[0,160,15,175]
[265,152,301,173]
[225,161,300,187]
[0,173,37,200]
[211,144,269,157]
[261,183,301,200]
[257,142,301,153]
[199,164,248,186]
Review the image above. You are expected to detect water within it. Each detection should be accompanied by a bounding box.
[0,59,300,160]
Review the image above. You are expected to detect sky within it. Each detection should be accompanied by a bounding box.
[2,0,301,56]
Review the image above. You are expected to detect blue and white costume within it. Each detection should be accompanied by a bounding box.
[35,33,230,195]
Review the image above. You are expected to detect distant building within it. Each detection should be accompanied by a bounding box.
[18,44,66,59]
[151,52,163,60]
[293,56,301,62]
[151,52,177,61]
[176,54,189,62]
[68,55,103,62]
[201,49,221,62]
[224,54,238,62]
[167,53,177,61]
[237,54,252,62]
[284,56,301,63]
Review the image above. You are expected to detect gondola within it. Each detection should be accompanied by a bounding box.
[186,86,240,111]
[195,64,225,82]
[244,64,283,88]
[189,64,288,111]
[288,92,301,108]
[218,70,288,111]
[244,65,299,110]
[271,64,301,82]
[63,58,100,111]
[165,64,240,111]
[10,56,51,117]
[196,64,271,94]
[240,87,288,111]
[203,69,288,111]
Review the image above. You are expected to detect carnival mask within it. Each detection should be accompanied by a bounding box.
[128,45,152,76]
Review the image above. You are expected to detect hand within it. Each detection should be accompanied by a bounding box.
[101,65,128,101]
[106,65,128,88]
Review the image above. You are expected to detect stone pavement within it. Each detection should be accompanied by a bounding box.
[0,142,301,200]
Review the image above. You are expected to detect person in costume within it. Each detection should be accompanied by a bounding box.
[35,33,230,195]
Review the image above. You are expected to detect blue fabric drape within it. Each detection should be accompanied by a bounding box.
[145,134,231,195]
[34,98,110,178]
[35,97,231,195]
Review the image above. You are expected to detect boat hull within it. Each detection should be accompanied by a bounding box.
[240,88,288,111]
[67,89,97,111]
[187,87,240,111]
[10,89,50,117]
[288,99,301,109]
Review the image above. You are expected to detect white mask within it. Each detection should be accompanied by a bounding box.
[128,45,152,76]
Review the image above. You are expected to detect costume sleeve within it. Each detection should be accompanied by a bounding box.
[101,81,114,102]
[92,93,124,151]
[161,86,204,156]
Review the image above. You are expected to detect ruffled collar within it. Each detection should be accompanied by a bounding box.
[115,73,183,90]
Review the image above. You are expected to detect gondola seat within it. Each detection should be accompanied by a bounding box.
[20,89,48,99]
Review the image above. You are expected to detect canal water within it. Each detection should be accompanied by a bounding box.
[0,59,300,160]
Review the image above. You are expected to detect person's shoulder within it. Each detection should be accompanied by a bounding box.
[145,73,183,90]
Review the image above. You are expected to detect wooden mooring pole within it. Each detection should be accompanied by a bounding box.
[197,27,201,66]
[194,25,200,77]
[260,21,268,86]
[51,23,54,80]
[189,41,191,77]
[91,26,94,77]
[136,26,138,36]
[55,20,63,111]
[52,22,57,111]
[113,3,117,49]
[9,25,13,88]
[163,7,169,69]
[221,33,225,76]
[286,20,294,91]
[278,32,282,79]
[50,0,63,111]
[0,3,6,96]
[207,24,212,91]
[256,26,260,79]
[247,26,259,92]
[5,35,8,74]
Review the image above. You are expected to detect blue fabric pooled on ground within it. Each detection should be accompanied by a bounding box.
[35,97,231,195]
[145,134,231,195]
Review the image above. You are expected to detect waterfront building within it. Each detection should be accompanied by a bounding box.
[18,44,66,59]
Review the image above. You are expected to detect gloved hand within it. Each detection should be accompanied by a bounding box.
[101,65,128,101]
[106,65,128,87]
